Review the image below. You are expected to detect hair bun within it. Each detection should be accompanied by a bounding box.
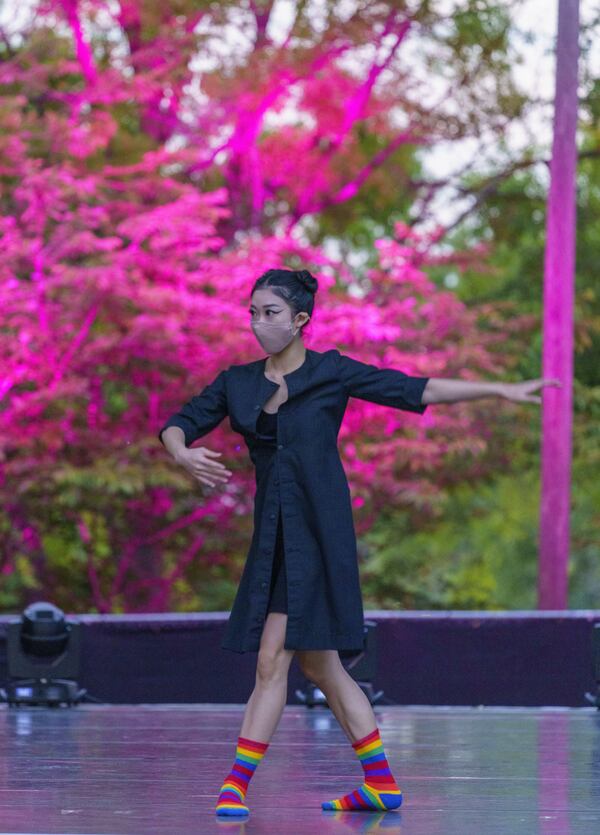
[296,269,318,295]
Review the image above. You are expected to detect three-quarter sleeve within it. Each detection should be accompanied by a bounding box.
[336,350,429,414]
[158,368,229,448]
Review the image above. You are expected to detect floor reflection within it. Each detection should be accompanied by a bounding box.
[0,704,598,834]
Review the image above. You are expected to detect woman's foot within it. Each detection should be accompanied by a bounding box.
[215,779,250,816]
[321,782,402,811]
[215,736,269,816]
[321,727,403,811]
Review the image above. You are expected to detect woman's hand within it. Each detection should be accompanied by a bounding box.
[502,378,562,404]
[175,447,233,488]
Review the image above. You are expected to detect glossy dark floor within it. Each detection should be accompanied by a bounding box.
[0,704,599,834]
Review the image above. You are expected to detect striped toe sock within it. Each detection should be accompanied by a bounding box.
[215,735,269,816]
[321,727,402,811]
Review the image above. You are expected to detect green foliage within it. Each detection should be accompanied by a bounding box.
[2,0,598,617]
[377,129,600,611]
[360,448,600,610]
[444,151,600,389]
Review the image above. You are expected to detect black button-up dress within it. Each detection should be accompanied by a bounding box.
[158,348,430,654]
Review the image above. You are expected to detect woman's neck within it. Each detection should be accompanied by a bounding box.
[265,343,306,377]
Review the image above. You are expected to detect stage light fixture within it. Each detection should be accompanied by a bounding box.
[0,601,87,707]
[295,620,384,708]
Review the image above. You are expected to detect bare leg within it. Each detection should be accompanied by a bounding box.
[296,649,402,811]
[215,612,294,816]
[295,649,376,743]
[240,612,294,741]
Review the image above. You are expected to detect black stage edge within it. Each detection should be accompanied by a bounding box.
[1,610,599,708]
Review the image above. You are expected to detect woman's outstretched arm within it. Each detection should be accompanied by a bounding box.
[421,377,562,405]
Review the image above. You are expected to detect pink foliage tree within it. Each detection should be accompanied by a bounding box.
[0,1,529,612]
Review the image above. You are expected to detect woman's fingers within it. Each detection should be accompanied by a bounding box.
[196,461,233,486]
[199,450,232,475]
[180,448,233,487]
[530,378,561,392]
[197,471,222,487]
[203,463,232,480]
[201,448,230,470]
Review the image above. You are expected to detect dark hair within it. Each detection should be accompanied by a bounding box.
[250,268,318,332]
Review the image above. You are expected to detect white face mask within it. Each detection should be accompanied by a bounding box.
[251,318,303,354]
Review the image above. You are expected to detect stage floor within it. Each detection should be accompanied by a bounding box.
[0,703,598,834]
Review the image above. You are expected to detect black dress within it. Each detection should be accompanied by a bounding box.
[158,348,430,653]
[255,408,288,614]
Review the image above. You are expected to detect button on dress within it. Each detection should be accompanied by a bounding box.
[158,348,430,654]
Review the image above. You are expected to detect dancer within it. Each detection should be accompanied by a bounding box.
[158,268,560,816]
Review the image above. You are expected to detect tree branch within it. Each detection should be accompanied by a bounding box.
[59,0,97,86]
[411,147,600,237]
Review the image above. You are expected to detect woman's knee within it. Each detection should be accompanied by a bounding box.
[256,645,290,685]
[296,650,340,686]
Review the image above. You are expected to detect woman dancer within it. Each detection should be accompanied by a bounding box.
[158,268,560,816]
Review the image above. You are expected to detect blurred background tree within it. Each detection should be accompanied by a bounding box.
[1,0,598,613]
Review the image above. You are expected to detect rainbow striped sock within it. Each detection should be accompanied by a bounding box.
[215,735,269,816]
[321,727,403,811]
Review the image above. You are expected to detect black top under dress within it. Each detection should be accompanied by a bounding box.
[255,408,287,614]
